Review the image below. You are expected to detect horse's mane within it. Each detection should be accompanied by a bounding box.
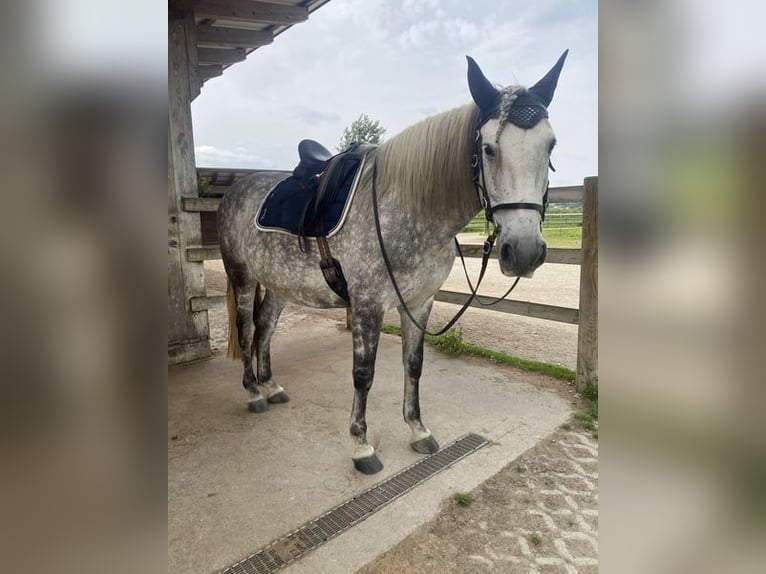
[373,103,482,221]
[368,86,529,222]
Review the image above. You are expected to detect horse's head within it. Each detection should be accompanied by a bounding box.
[466,51,568,277]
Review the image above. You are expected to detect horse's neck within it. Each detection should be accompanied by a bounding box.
[426,189,479,242]
[377,170,479,243]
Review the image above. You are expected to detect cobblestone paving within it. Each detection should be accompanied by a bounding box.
[357,428,598,574]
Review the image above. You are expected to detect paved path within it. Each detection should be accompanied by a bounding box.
[358,427,598,574]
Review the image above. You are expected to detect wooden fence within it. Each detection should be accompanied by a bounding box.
[187,169,598,391]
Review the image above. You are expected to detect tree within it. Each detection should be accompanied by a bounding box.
[337,113,386,151]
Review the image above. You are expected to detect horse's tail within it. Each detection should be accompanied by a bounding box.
[226,279,241,360]
[226,279,262,360]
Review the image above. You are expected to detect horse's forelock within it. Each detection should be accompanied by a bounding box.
[494,86,526,143]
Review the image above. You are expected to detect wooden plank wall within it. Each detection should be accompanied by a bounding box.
[168,13,211,365]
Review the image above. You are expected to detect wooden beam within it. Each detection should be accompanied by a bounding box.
[198,64,223,80]
[168,13,211,364]
[183,197,221,212]
[169,0,199,18]
[187,246,221,261]
[196,26,273,48]
[195,0,308,25]
[435,290,579,325]
[190,295,226,312]
[456,244,581,265]
[197,47,246,65]
[546,248,581,265]
[206,184,233,196]
[548,185,584,203]
[575,177,598,391]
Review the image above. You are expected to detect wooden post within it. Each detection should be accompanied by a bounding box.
[576,177,598,392]
[168,12,211,364]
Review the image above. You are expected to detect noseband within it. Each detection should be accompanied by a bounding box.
[470,110,551,231]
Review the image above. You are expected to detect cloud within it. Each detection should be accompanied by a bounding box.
[194,145,275,168]
[294,108,341,125]
[191,0,597,184]
[396,17,480,51]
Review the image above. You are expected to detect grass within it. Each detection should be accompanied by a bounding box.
[529,533,543,547]
[542,227,582,249]
[573,383,599,434]
[454,493,473,507]
[381,325,576,383]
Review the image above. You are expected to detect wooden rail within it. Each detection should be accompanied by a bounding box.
[186,177,598,390]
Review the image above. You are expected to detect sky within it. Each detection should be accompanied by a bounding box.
[191,0,597,187]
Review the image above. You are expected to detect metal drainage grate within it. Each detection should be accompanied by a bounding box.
[220,433,490,574]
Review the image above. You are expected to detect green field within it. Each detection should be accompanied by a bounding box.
[463,208,582,249]
[542,227,582,249]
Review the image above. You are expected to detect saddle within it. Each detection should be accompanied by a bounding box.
[294,139,333,178]
[256,139,368,304]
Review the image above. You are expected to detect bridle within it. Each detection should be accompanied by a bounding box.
[470,112,551,239]
[370,106,553,336]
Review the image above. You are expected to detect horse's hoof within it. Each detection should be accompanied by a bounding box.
[410,435,440,454]
[353,454,384,474]
[247,398,269,413]
[267,390,290,404]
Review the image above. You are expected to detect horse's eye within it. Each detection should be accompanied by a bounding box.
[483,143,495,158]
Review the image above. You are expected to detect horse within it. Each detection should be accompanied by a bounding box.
[217,52,568,474]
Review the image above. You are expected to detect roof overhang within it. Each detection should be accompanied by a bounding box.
[169,1,331,87]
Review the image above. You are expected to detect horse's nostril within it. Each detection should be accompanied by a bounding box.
[536,243,547,266]
[501,243,512,263]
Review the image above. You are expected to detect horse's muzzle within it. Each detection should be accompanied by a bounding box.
[499,238,547,277]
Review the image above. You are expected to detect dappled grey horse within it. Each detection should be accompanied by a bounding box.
[218,53,568,474]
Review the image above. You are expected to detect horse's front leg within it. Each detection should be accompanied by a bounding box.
[399,298,440,454]
[349,306,384,474]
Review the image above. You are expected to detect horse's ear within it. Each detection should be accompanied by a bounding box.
[466,56,500,115]
[529,50,569,107]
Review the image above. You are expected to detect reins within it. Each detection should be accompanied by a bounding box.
[371,159,498,336]
[454,240,520,306]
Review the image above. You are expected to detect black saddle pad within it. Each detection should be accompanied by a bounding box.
[256,151,365,237]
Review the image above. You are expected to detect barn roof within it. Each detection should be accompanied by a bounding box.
[169,1,332,86]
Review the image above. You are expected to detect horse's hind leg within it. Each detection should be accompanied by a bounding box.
[231,279,269,413]
[399,298,440,454]
[254,290,288,404]
[349,306,385,474]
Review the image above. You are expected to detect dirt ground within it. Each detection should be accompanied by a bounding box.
[201,252,597,573]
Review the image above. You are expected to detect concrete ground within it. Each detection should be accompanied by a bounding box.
[168,313,571,574]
